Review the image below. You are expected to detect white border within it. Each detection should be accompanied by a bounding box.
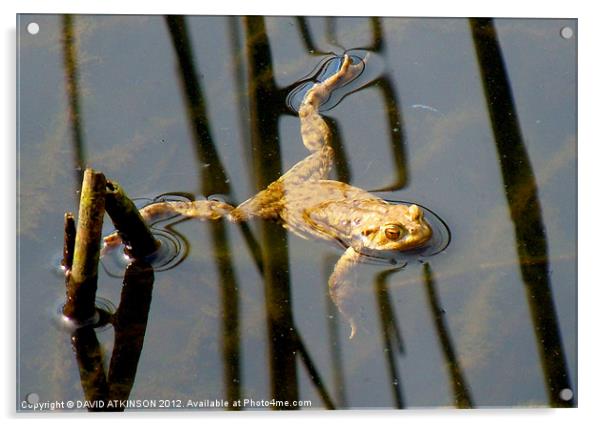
[1,0,586,17]
[3,1,600,426]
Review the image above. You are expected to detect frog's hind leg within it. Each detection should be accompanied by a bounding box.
[139,200,235,222]
[280,55,363,186]
[102,200,235,254]
[299,54,364,153]
[277,145,335,185]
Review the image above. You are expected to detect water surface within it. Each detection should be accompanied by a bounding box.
[17,15,576,410]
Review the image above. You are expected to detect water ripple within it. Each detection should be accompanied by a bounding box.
[286,51,378,113]
[100,193,192,277]
[53,297,116,333]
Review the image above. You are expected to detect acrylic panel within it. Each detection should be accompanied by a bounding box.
[16,15,577,411]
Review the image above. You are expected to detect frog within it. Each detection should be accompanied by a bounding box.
[104,55,433,338]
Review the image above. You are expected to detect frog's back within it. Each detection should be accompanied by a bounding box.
[280,180,382,243]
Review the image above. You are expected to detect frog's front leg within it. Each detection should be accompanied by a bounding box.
[329,246,363,339]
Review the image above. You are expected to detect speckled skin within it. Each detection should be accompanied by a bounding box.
[104,55,432,338]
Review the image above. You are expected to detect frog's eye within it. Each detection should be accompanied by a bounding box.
[384,225,403,241]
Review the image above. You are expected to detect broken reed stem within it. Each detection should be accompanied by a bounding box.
[62,212,76,271]
[64,169,107,322]
[104,180,160,259]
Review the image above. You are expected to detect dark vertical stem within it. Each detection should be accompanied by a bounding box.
[374,270,405,408]
[107,260,154,408]
[295,17,329,55]
[339,17,407,191]
[422,263,473,408]
[326,301,348,407]
[324,257,347,407]
[71,327,108,410]
[227,16,255,187]
[324,17,338,49]
[375,270,405,354]
[166,15,264,275]
[294,331,336,409]
[227,16,266,277]
[164,16,229,195]
[367,18,384,51]
[61,15,86,190]
[210,221,241,406]
[71,260,155,412]
[64,169,106,322]
[165,15,241,408]
[104,180,160,258]
[470,18,574,407]
[244,16,299,407]
[62,212,76,271]
[364,77,408,191]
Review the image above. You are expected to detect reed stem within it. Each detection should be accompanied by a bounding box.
[104,180,160,259]
[64,169,106,321]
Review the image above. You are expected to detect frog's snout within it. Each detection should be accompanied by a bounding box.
[405,205,432,247]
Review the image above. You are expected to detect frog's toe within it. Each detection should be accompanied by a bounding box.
[340,54,352,70]
[101,232,122,257]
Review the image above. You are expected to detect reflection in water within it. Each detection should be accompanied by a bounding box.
[295,17,383,56]
[295,17,332,56]
[293,331,336,409]
[323,256,348,407]
[71,327,108,409]
[422,263,473,408]
[165,15,242,408]
[101,218,189,276]
[244,16,300,407]
[164,17,229,194]
[374,269,406,408]
[470,18,574,407]
[362,21,407,192]
[364,76,408,191]
[60,15,86,194]
[107,260,154,403]
[71,260,154,411]
[325,18,344,52]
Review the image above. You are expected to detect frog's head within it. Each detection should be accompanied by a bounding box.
[355,204,432,253]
